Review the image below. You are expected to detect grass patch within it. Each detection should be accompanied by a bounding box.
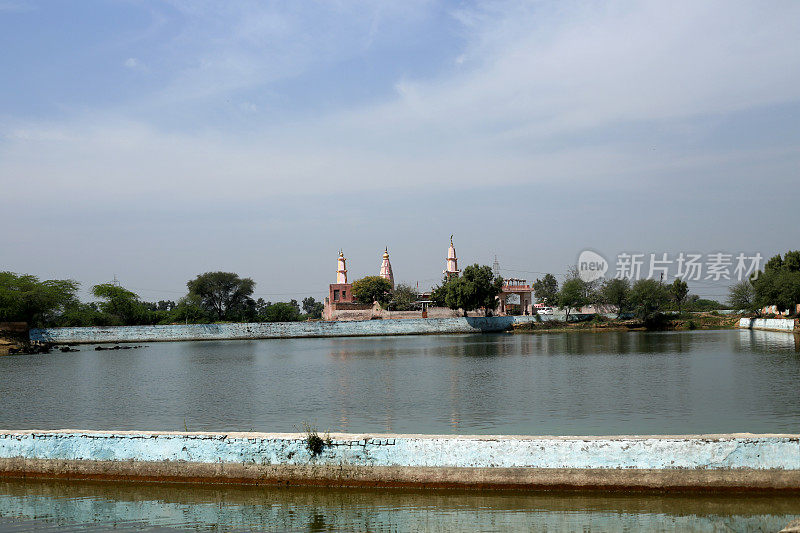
[300,421,331,456]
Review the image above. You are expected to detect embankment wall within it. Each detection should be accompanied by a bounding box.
[738,318,797,332]
[1,431,799,491]
[29,316,540,344]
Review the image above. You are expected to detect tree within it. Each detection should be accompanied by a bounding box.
[302,297,324,319]
[186,272,256,321]
[56,301,110,327]
[168,293,211,324]
[629,279,670,323]
[0,272,80,327]
[533,274,559,306]
[669,278,689,315]
[728,280,756,313]
[263,302,301,322]
[600,278,630,318]
[352,276,393,307]
[684,295,726,312]
[389,283,420,311]
[92,283,148,325]
[557,278,588,321]
[753,251,800,315]
[432,264,503,316]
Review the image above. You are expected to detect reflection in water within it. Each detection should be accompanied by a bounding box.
[736,328,800,353]
[0,479,799,532]
[2,331,800,435]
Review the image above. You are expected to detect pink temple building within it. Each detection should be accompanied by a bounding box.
[379,247,394,288]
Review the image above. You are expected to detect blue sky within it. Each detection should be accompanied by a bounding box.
[2,0,799,303]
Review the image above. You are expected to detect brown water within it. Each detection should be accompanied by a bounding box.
[0,478,799,532]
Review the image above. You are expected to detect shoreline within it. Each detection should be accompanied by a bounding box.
[7,314,795,352]
[23,313,748,347]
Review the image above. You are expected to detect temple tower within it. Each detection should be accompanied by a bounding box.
[336,250,348,284]
[380,247,394,288]
[444,235,460,278]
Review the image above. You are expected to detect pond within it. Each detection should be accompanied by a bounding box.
[2,329,798,435]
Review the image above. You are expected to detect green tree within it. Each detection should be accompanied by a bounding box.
[728,280,756,313]
[433,264,503,317]
[389,283,420,311]
[92,283,149,325]
[533,274,559,306]
[600,278,630,318]
[557,278,588,321]
[56,301,110,327]
[684,296,726,312]
[302,297,324,319]
[753,251,800,315]
[263,302,301,322]
[352,276,393,307]
[0,272,80,327]
[168,294,212,324]
[669,278,689,315]
[629,279,670,323]
[186,272,256,321]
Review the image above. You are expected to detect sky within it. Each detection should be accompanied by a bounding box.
[1,0,799,303]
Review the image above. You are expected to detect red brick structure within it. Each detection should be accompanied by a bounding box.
[329,283,353,304]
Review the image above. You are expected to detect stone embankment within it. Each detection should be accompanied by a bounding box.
[738,318,797,332]
[29,316,541,344]
[1,431,799,492]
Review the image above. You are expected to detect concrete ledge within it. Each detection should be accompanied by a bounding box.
[2,431,799,491]
[739,318,797,332]
[28,317,541,344]
[4,459,800,492]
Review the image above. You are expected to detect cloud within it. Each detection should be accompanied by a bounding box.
[0,0,34,12]
[2,0,800,210]
[124,57,145,70]
[143,0,438,105]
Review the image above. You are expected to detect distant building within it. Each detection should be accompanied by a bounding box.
[328,250,354,305]
[324,248,397,320]
[323,238,533,319]
[444,235,460,279]
[379,247,394,288]
[498,277,533,316]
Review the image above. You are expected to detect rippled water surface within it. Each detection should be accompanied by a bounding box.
[0,479,799,532]
[2,329,799,435]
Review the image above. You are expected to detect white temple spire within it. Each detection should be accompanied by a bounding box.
[444,235,460,278]
[336,250,348,284]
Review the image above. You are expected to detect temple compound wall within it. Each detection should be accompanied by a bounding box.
[30,316,541,344]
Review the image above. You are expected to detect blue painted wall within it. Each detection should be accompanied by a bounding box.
[29,316,541,344]
[2,431,800,470]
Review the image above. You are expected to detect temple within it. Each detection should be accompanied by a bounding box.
[444,235,459,279]
[379,247,394,288]
[328,250,354,305]
[323,238,534,320]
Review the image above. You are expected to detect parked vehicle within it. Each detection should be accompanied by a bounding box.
[536,306,553,315]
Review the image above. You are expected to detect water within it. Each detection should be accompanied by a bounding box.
[0,478,798,532]
[2,329,799,435]
[2,329,800,531]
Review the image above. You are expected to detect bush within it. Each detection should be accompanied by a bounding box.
[301,421,331,456]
